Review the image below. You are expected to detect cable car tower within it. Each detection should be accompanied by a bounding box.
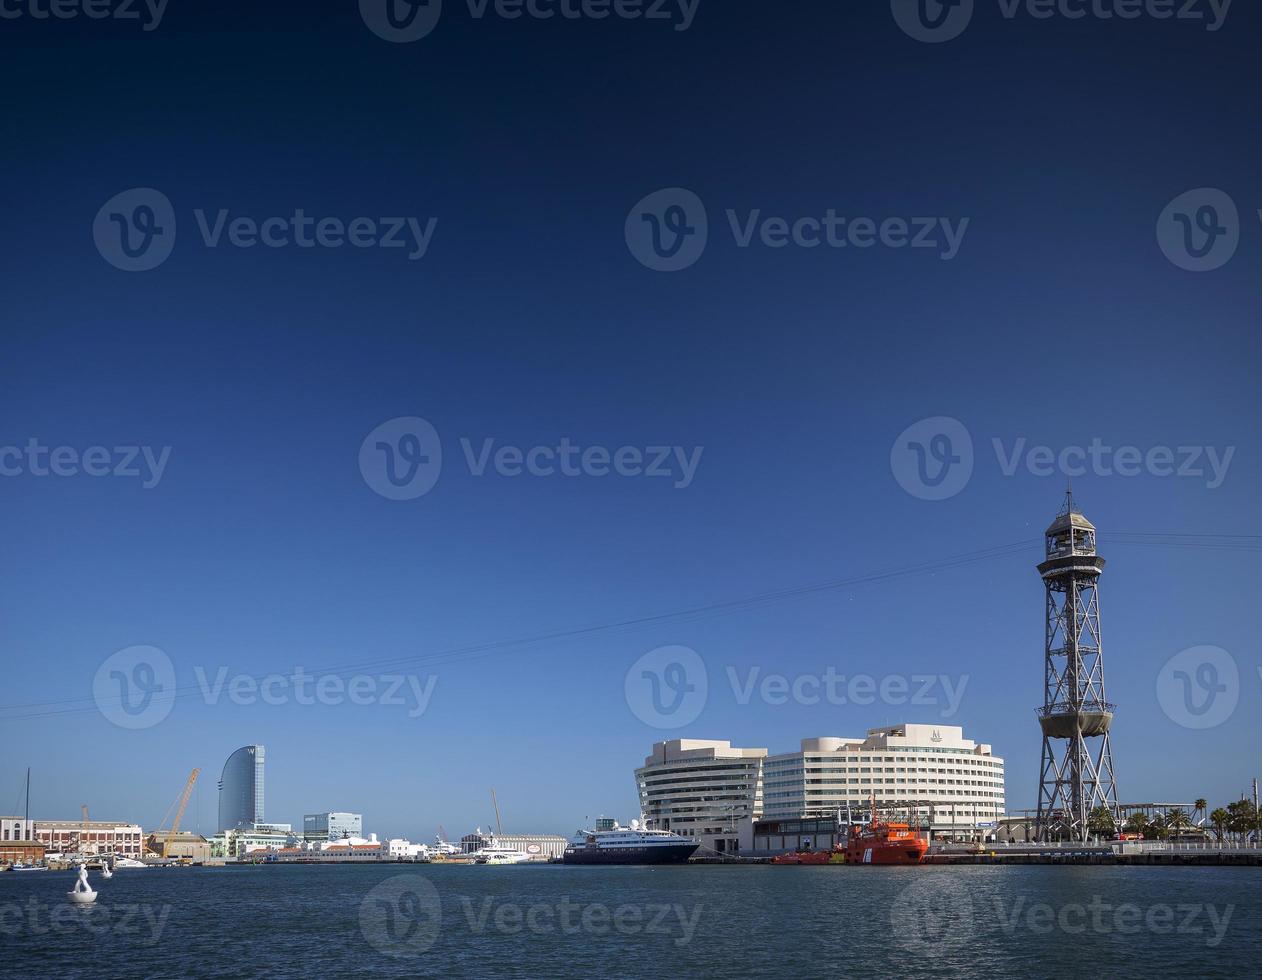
[1035,490,1120,841]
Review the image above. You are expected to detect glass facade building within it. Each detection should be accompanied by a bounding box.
[303,812,362,842]
[218,745,265,833]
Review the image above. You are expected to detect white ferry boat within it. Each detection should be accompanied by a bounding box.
[472,837,531,865]
[563,818,699,865]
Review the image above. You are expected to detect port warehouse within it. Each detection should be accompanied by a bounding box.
[0,817,145,859]
[459,833,569,860]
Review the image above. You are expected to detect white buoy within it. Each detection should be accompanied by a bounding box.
[100,863,113,879]
[68,864,98,904]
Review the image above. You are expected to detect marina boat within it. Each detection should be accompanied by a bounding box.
[472,837,531,865]
[563,818,699,865]
[111,857,148,869]
[9,863,47,872]
[431,833,461,857]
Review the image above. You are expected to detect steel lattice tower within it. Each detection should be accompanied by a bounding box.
[1035,491,1120,841]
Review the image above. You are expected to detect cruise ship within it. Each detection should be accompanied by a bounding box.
[563,818,699,865]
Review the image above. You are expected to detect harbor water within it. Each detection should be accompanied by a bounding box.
[2,864,1259,978]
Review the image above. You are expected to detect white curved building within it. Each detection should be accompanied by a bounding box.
[762,724,1005,832]
[635,739,767,856]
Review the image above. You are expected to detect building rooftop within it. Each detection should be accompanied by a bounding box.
[643,739,768,766]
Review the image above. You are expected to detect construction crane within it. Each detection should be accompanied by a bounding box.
[148,769,200,859]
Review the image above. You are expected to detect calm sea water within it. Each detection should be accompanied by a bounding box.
[2,864,1258,979]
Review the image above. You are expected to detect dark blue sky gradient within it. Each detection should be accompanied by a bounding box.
[2,1,1260,837]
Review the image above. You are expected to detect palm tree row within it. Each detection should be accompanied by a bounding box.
[1088,798,1260,841]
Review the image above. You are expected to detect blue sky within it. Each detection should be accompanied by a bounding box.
[1,1,1260,839]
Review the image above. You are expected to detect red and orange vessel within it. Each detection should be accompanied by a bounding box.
[845,810,928,865]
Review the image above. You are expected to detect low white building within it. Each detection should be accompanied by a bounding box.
[1,817,34,842]
[211,825,296,858]
[259,833,431,862]
[387,838,429,860]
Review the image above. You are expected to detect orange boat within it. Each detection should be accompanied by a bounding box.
[845,814,928,865]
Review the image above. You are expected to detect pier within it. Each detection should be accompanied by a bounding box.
[924,841,1262,867]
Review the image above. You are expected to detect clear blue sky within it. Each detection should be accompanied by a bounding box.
[1,1,1259,839]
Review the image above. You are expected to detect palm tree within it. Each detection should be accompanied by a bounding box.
[1165,808,1192,838]
[1210,808,1230,841]
[1194,799,1208,824]
[1087,806,1116,839]
[1123,812,1149,837]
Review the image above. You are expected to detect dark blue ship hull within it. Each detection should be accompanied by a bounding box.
[561,842,699,865]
